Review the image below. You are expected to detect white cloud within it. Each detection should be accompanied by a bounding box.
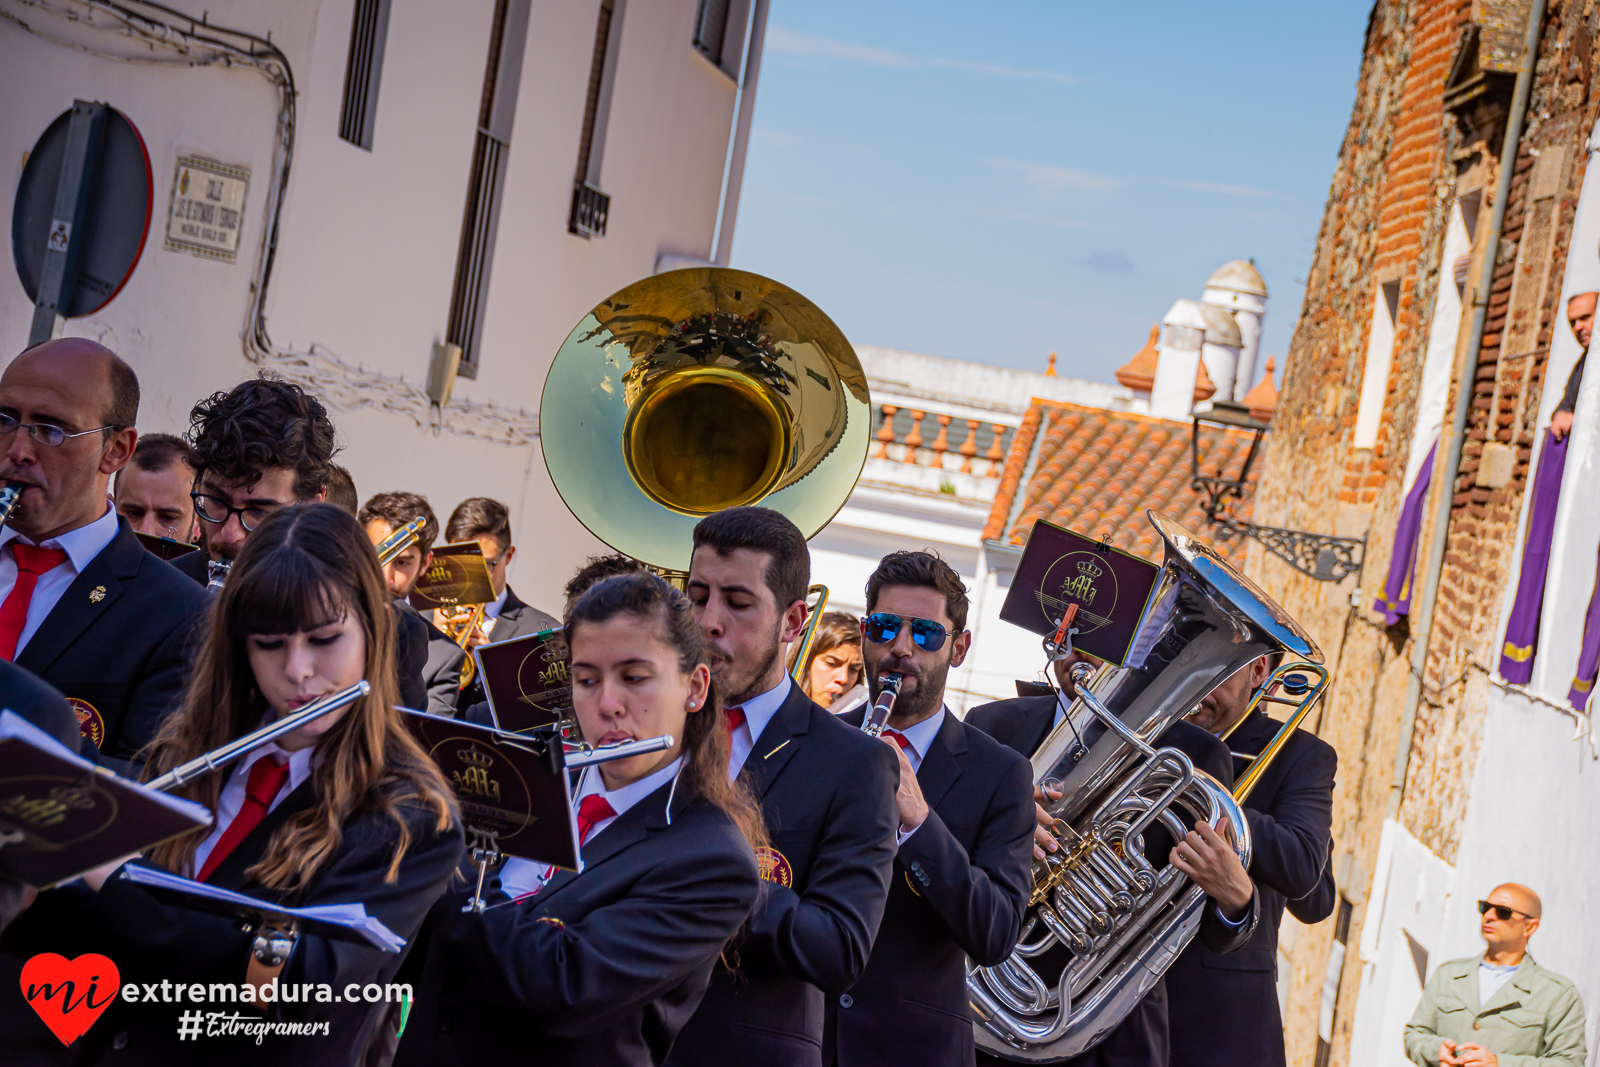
[990,159,1119,193]
[1161,178,1278,199]
[767,26,1075,84]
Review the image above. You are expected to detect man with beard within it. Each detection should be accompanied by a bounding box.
[965,653,1263,1067]
[823,551,1035,1067]
[0,339,206,763]
[176,377,428,707]
[666,507,899,1067]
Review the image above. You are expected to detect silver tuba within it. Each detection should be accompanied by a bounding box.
[968,511,1326,1061]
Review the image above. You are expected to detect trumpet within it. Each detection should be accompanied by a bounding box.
[438,602,489,689]
[146,681,371,792]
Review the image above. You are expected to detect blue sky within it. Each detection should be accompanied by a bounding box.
[728,0,1375,386]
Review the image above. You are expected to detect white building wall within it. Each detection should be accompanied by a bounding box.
[0,0,752,612]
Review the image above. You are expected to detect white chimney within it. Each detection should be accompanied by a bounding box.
[1150,299,1208,420]
[1201,259,1269,401]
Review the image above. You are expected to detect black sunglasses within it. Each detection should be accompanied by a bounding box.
[863,612,954,653]
[1478,900,1528,922]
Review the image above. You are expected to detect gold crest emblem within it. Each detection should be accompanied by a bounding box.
[754,846,794,887]
[89,586,106,603]
[66,698,105,748]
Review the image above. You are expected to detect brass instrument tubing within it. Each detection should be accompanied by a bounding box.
[375,516,426,568]
[787,583,830,683]
[1231,662,1329,803]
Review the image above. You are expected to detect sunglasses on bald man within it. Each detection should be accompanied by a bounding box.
[1478,900,1530,922]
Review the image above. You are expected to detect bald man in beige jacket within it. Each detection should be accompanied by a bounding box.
[1404,883,1585,1067]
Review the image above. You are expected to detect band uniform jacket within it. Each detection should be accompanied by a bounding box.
[965,693,1262,1067]
[15,519,207,762]
[0,661,79,936]
[454,585,559,709]
[173,551,431,711]
[1,783,463,1067]
[665,685,900,1067]
[824,707,1035,1067]
[394,782,761,1067]
[393,599,464,715]
[1165,707,1337,1067]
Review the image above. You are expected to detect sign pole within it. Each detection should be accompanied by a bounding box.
[28,100,108,348]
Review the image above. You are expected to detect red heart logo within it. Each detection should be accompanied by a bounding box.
[19,953,120,1046]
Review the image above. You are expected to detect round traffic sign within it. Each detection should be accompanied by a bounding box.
[12,105,153,318]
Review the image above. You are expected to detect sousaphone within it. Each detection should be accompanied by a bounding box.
[541,268,871,662]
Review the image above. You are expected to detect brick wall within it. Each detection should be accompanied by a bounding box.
[1243,2,1600,1064]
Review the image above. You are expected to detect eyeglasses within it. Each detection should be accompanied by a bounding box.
[0,412,118,447]
[863,612,956,653]
[191,492,284,532]
[1478,900,1529,922]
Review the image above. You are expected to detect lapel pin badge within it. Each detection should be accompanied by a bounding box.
[89,586,106,603]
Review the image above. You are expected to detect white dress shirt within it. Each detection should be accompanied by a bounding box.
[500,755,685,899]
[0,500,119,655]
[189,740,317,877]
[479,586,511,637]
[726,674,793,780]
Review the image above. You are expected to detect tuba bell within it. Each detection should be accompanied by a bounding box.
[968,510,1329,1061]
[540,267,871,575]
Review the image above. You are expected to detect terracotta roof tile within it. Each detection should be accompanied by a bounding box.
[981,400,1260,568]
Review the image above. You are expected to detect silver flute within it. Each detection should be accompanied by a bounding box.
[147,681,371,792]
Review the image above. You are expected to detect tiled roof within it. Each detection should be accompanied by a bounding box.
[982,400,1261,567]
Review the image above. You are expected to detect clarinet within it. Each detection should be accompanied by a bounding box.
[0,483,24,528]
[206,558,232,596]
[860,673,902,739]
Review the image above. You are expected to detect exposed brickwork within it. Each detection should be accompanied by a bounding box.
[1247,3,1600,1065]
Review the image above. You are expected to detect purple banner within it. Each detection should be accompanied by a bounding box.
[1571,544,1600,711]
[1373,440,1436,625]
[1499,429,1570,684]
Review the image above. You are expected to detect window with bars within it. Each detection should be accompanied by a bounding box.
[446,0,531,378]
[692,0,730,61]
[338,0,392,150]
[570,0,618,238]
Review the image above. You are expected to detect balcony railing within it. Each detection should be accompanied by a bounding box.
[569,181,610,238]
[870,405,1014,478]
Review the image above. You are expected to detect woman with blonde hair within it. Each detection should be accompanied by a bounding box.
[3,504,463,1065]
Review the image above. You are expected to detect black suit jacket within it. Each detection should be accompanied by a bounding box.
[0,659,80,750]
[454,586,559,709]
[14,519,207,761]
[1166,709,1337,1067]
[392,599,462,715]
[825,708,1034,1067]
[2,783,463,1066]
[665,683,900,1067]
[395,782,760,1067]
[965,694,1260,1067]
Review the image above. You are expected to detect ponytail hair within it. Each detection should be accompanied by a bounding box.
[565,574,769,856]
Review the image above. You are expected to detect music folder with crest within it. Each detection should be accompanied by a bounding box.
[407,541,497,612]
[475,627,571,734]
[0,710,213,887]
[999,520,1161,667]
[402,710,581,872]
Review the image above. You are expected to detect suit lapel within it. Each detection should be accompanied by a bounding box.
[17,522,142,676]
[917,711,967,811]
[526,776,677,906]
[743,686,811,799]
[1024,697,1057,757]
[208,779,319,894]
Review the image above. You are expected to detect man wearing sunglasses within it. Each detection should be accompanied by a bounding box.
[965,645,1262,1066]
[0,339,207,764]
[668,507,898,1067]
[1404,884,1584,1066]
[821,549,1035,1067]
[176,376,429,708]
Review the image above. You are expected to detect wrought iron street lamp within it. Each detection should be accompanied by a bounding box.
[1189,399,1365,582]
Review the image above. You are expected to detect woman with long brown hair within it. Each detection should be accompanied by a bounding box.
[394,572,764,1067]
[3,504,462,1065]
[790,610,865,710]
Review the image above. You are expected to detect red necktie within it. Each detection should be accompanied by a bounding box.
[197,755,290,882]
[883,729,912,751]
[577,793,617,845]
[725,706,747,742]
[0,544,68,661]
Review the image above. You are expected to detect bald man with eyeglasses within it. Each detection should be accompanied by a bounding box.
[1404,884,1586,1067]
[0,339,207,765]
